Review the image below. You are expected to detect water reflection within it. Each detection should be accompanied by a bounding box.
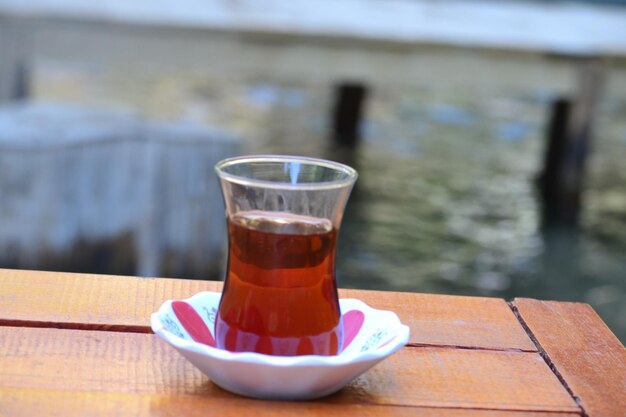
[326,86,626,343]
[32,62,626,342]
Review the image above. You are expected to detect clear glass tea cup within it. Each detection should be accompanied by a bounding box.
[215,155,357,356]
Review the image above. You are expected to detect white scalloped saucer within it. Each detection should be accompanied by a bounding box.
[151,291,410,400]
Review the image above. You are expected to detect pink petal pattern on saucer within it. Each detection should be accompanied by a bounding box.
[151,291,410,400]
[341,310,365,350]
[171,300,217,347]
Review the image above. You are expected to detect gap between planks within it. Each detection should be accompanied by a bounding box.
[407,342,535,353]
[0,318,150,333]
[507,301,587,417]
[0,319,538,354]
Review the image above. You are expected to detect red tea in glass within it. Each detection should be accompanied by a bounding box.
[215,211,342,356]
[214,155,357,356]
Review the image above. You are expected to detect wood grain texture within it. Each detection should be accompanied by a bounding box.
[0,326,578,413]
[514,298,626,417]
[0,388,580,417]
[0,268,220,331]
[342,289,536,351]
[0,269,535,351]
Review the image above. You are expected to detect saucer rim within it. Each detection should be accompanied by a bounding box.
[151,291,410,368]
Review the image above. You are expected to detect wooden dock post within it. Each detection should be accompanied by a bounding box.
[0,17,30,102]
[538,58,604,230]
[331,82,368,148]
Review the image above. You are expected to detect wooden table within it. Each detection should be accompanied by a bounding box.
[0,268,624,416]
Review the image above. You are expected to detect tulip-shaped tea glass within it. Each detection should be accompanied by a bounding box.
[215,155,357,356]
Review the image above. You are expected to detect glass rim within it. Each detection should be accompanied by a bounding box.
[215,154,358,190]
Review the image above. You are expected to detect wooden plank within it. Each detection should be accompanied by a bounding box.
[342,288,536,352]
[513,298,626,417]
[0,327,578,412]
[0,388,579,417]
[0,269,535,351]
[0,268,220,331]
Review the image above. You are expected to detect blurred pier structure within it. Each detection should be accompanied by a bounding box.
[0,103,240,278]
[1,0,626,97]
[1,0,625,197]
[0,0,626,278]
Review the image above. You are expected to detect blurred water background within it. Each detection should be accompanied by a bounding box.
[25,52,626,342]
[1,0,625,342]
